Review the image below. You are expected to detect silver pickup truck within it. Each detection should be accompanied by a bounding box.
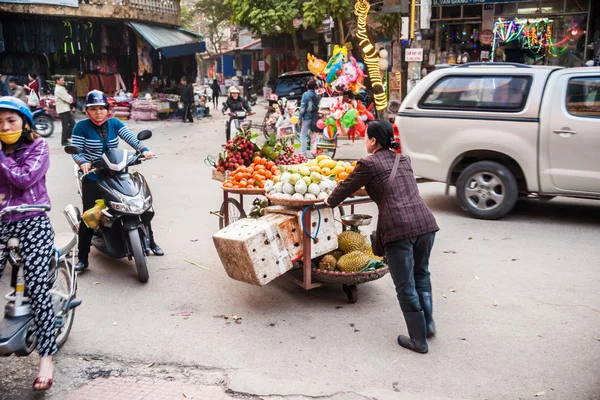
[394,63,600,219]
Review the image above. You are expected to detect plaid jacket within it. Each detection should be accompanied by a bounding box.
[328,149,439,245]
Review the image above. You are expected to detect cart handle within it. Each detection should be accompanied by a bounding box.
[302,206,321,240]
[311,196,372,210]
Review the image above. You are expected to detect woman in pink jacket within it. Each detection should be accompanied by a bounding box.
[0,97,56,391]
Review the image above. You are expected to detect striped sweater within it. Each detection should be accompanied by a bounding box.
[72,118,148,181]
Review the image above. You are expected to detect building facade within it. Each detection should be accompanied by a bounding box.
[0,0,204,100]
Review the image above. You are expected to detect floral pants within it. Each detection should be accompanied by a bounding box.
[0,215,57,357]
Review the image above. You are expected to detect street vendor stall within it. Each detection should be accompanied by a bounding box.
[211,155,387,303]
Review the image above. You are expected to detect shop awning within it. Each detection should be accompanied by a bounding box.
[128,21,206,58]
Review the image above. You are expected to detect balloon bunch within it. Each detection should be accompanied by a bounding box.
[306,47,366,95]
[315,97,375,143]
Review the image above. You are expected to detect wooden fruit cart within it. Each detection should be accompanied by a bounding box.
[266,195,389,303]
[210,167,266,229]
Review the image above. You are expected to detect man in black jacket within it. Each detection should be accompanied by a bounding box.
[180,77,194,123]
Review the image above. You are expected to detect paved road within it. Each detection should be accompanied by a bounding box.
[1,106,599,399]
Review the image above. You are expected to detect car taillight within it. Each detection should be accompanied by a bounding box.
[392,123,401,154]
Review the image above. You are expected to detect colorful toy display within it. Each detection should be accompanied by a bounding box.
[315,96,374,143]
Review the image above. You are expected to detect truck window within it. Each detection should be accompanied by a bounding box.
[566,77,600,118]
[418,75,532,112]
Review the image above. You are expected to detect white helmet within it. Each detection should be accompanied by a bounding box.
[228,86,240,94]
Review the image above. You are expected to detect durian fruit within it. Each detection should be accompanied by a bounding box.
[319,255,337,271]
[338,231,369,254]
[331,249,344,260]
[366,247,383,261]
[337,251,371,272]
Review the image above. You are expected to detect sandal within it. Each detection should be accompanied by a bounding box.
[33,376,53,391]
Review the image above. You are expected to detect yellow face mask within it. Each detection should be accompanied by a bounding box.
[0,130,22,145]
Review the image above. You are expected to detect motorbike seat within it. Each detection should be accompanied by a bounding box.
[54,232,77,257]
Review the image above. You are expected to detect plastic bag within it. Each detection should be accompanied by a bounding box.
[82,200,106,229]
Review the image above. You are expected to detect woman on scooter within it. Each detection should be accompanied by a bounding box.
[71,90,164,272]
[0,97,56,391]
[222,86,252,142]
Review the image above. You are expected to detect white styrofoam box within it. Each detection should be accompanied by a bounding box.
[212,217,293,286]
[265,206,339,260]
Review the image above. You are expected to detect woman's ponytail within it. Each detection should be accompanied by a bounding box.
[367,120,396,150]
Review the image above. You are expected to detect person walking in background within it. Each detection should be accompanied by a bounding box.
[8,79,27,103]
[180,77,194,123]
[325,121,439,354]
[24,73,40,110]
[243,77,252,102]
[210,79,221,109]
[25,74,39,96]
[54,76,75,146]
[0,75,8,97]
[298,79,320,157]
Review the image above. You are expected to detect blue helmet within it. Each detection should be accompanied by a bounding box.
[86,90,108,108]
[0,96,34,128]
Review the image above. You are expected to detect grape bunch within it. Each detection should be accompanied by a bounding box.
[275,144,307,165]
[216,135,256,172]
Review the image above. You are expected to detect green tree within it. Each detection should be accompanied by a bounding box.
[180,4,196,31]
[194,0,232,54]
[373,12,403,40]
[301,0,353,43]
[226,0,304,68]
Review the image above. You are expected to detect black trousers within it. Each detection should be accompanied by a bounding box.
[212,94,219,109]
[385,232,436,313]
[182,102,194,122]
[0,216,57,357]
[78,178,155,262]
[59,111,75,144]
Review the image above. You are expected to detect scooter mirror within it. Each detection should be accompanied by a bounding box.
[64,145,81,155]
[137,130,153,141]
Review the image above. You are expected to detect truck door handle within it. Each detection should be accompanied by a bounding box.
[553,129,577,136]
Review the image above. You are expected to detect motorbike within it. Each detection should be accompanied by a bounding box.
[248,90,258,107]
[0,204,80,357]
[222,103,254,139]
[32,106,55,138]
[263,98,297,139]
[63,130,155,283]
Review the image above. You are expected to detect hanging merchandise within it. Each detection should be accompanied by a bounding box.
[63,20,75,55]
[136,35,153,75]
[101,24,109,54]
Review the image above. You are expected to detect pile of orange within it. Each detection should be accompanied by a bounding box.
[223,157,280,189]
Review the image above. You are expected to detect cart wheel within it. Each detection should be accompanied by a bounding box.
[219,198,246,229]
[342,284,358,304]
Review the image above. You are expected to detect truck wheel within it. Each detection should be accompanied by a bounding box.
[456,161,518,220]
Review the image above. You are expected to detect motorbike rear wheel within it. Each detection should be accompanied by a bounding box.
[128,229,149,283]
[53,260,75,349]
[34,115,54,138]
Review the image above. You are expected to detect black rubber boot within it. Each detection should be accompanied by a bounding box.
[150,241,164,256]
[397,311,429,354]
[419,292,436,338]
[75,260,89,272]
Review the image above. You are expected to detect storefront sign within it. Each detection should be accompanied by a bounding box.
[406,48,424,62]
[258,61,265,72]
[432,0,523,5]
[479,30,494,45]
[0,0,78,6]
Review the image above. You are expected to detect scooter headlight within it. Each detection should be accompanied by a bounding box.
[109,195,150,214]
[127,198,144,213]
